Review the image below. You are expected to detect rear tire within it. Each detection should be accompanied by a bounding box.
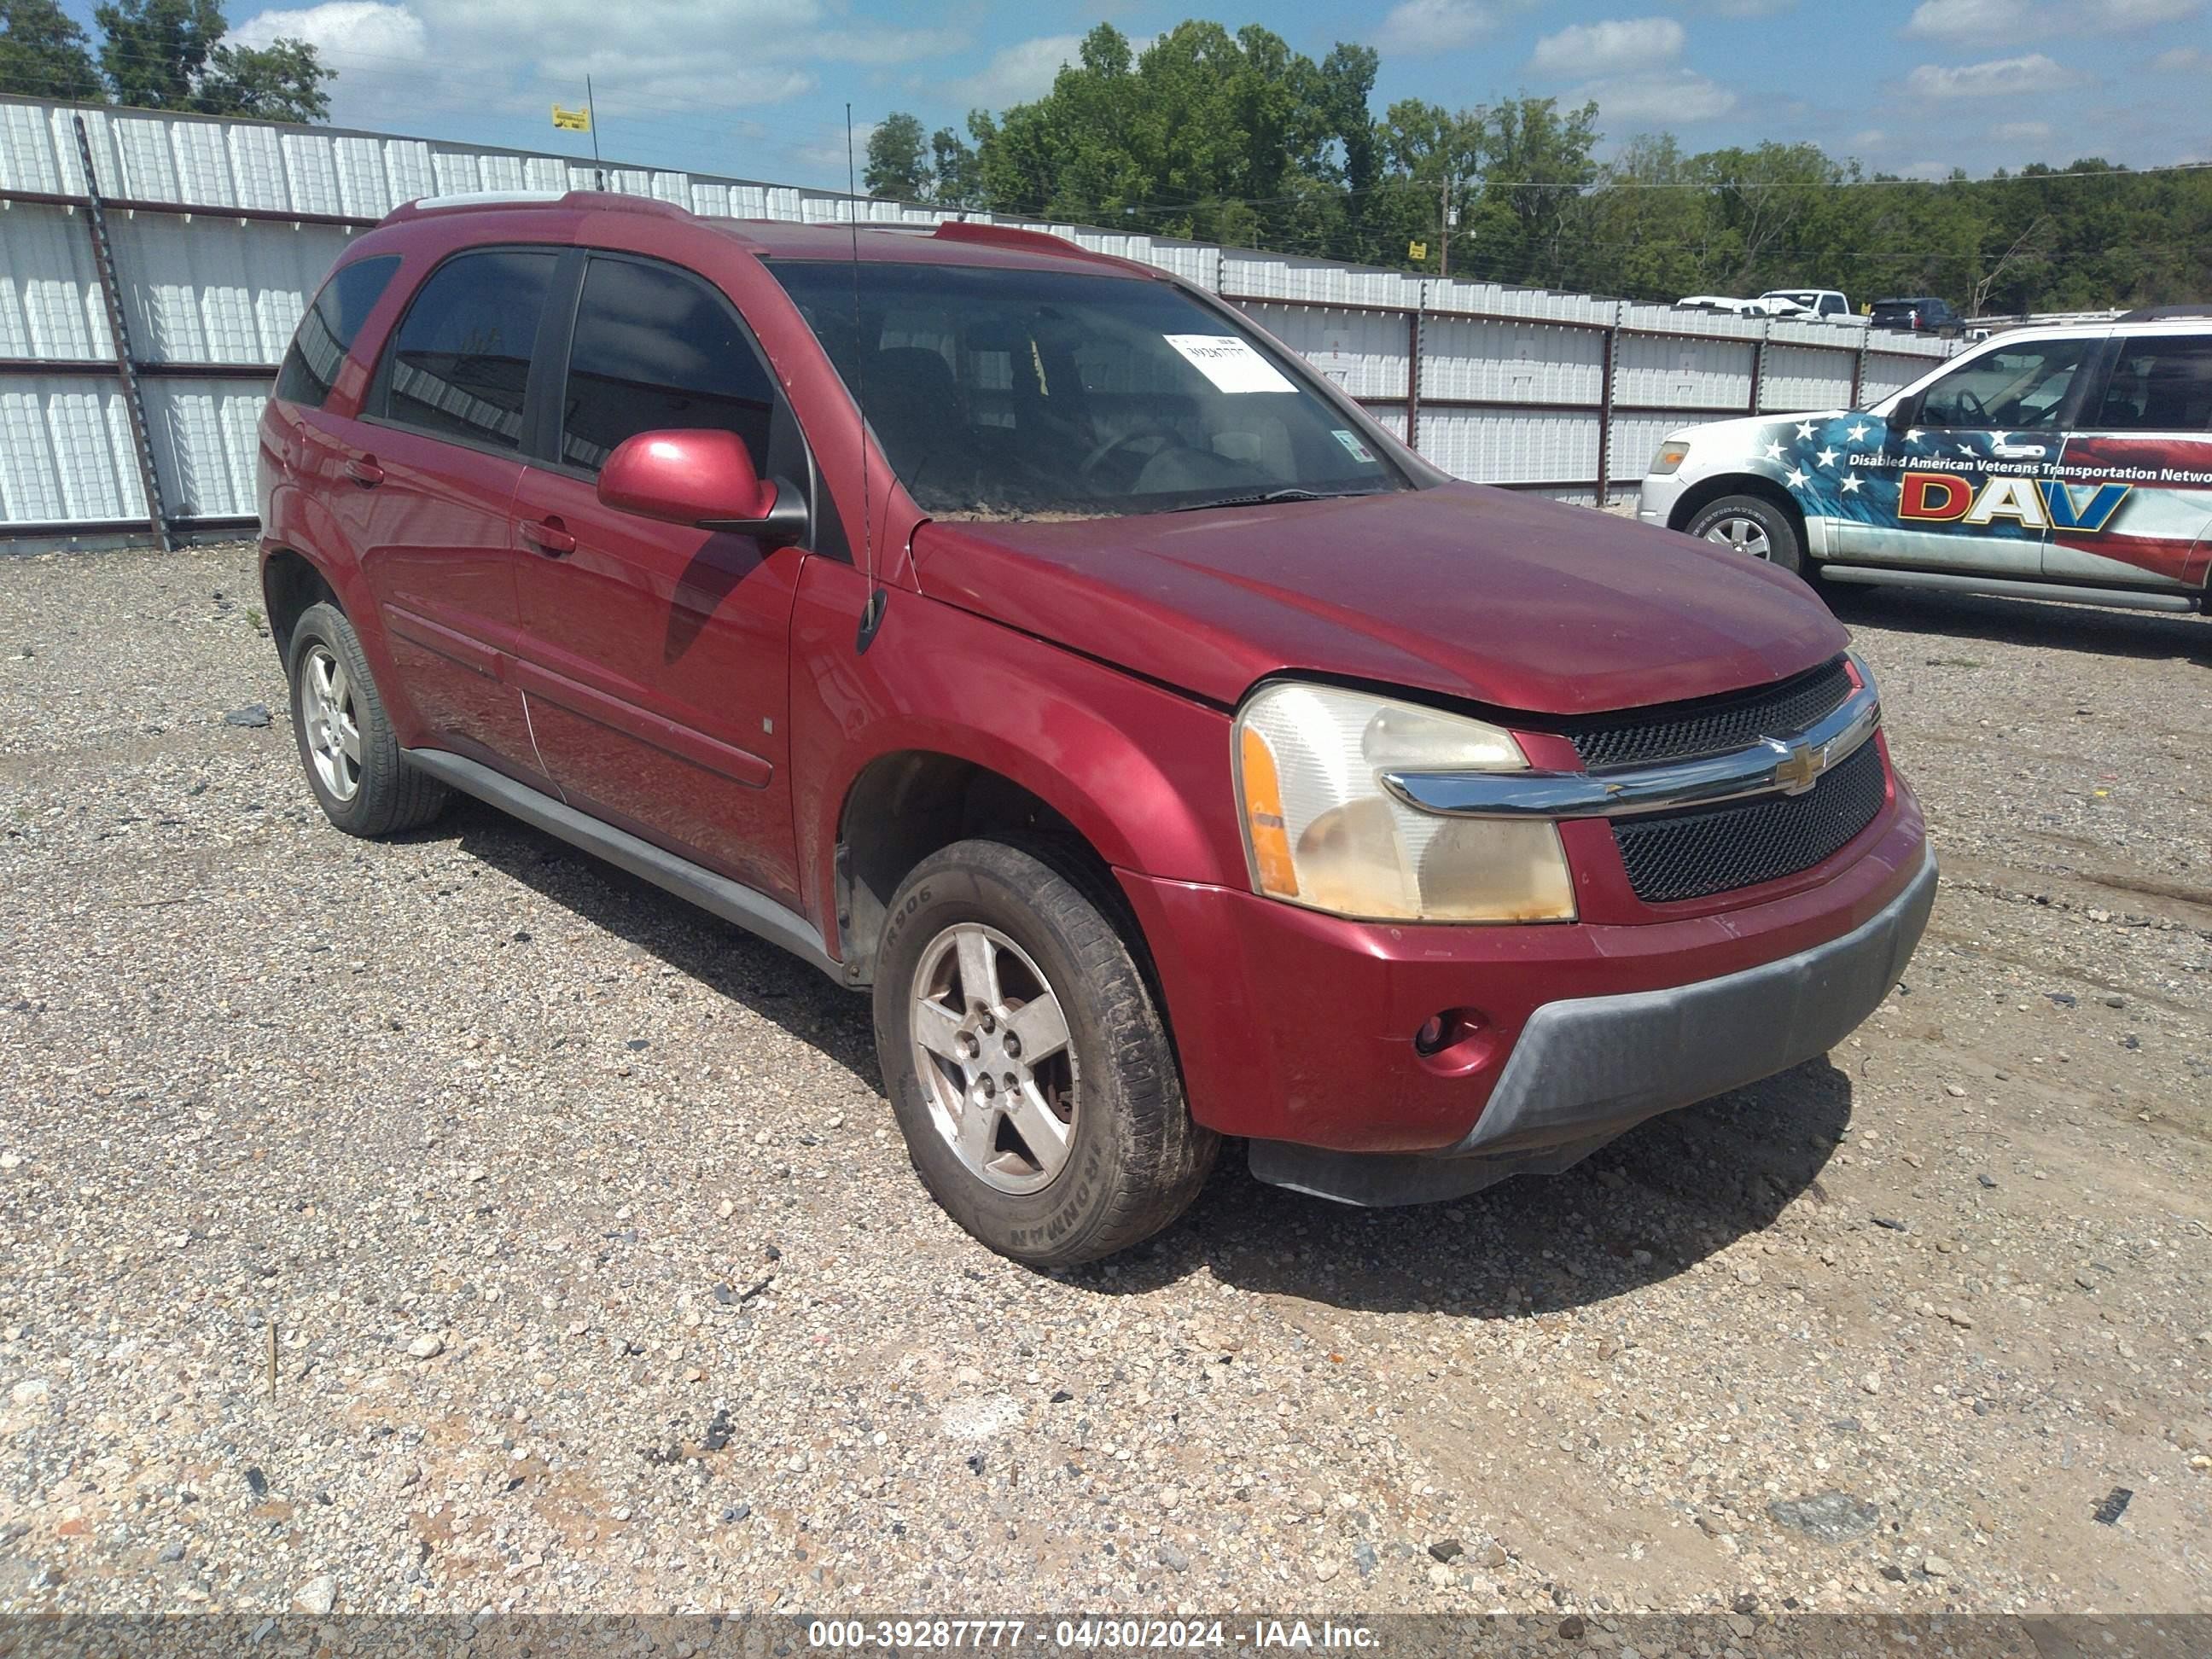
[286,600,448,837]
[1684,493,1807,578]
[872,836,1216,1267]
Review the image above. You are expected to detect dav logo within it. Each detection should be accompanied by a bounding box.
[1899,472,2131,533]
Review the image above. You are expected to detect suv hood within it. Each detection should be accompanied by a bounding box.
[913,483,1848,716]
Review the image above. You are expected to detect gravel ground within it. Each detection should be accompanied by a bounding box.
[1,541,2208,1622]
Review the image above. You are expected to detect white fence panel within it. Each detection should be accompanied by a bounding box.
[144,378,265,518]
[0,203,109,359]
[0,378,147,523]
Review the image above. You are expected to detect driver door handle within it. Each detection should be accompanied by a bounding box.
[343,456,385,486]
[519,517,576,556]
[1990,442,2046,460]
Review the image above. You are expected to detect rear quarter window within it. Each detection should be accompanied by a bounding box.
[274,256,401,409]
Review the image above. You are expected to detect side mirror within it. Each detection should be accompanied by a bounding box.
[597,428,806,545]
[1885,396,1917,432]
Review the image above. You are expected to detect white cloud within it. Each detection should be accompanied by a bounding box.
[1903,0,2029,38]
[1992,119,2054,142]
[1848,127,1889,150]
[230,0,969,132]
[1532,17,1685,75]
[944,34,1085,108]
[1694,0,1796,13]
[1375,0,1498,54]
[1905,53,2076,97]
[230,2,429,62]
[2152,44,2207,68]
[1574,68,1738,124]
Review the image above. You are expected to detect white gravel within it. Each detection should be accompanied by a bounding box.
[1,542,2207,1619]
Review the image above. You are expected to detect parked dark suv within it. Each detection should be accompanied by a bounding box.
[1871,296,1963,336]
[258,191,1934,1264]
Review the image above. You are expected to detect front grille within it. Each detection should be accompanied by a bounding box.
[1568,657,1854,771]
[1612,739,1887,904]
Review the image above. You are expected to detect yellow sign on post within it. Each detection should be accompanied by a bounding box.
[552,104,591,132]
[1407,241,1428,262]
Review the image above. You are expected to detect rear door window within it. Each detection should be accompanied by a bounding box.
[275,255,400,408]
[376,249,557,452]
[2089,335,2212,432]
[557,256,777,474]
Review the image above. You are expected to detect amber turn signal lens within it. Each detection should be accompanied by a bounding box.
[1239,725,1299,899]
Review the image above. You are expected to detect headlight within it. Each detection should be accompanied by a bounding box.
[1233,682,1576,923]
[1649,439,1691,475]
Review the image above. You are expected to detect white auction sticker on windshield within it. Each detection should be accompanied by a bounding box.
[1164,334,1297,394]
[1331,429,1377,463]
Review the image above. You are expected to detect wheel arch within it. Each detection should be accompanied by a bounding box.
[259,546,342,661]
[834,749,1150,988]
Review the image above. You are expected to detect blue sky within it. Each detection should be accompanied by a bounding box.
[64,2,2212,187]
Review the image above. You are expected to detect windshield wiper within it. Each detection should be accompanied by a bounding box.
[1165,487,1374,514]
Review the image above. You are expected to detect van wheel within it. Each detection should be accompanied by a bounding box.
[872,837,1217,1267]
[286,601,447,837]
[1685,494,1805,576]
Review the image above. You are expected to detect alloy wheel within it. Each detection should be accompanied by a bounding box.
[1703,514,1774,562]
[908,923,1078,1195]
[300,643,362,803]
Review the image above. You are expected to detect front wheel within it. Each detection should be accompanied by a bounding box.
[1684,493,1807,578]
[872,837,1217,1266]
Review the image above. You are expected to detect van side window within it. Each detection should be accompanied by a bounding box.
[379,249,556,451]
[275,256,400,409]
[2093,336,2212,433]
[559,258,776,475]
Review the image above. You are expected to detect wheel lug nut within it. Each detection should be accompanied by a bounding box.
[1003,1033,1021,1057]
[979,1012,996,1033]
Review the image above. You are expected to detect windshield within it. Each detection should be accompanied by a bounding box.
[769,260,1407,520]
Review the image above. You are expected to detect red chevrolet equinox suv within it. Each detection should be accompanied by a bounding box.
[258,191,1935,1265]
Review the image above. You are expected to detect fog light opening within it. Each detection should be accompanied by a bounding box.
[1411,1008,1499,1076]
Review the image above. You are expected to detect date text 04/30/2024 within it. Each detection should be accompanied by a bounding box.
[805,1620,1381,1650]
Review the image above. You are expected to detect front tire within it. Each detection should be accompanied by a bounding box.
[286,600,447,837]
[872,838,1216,1267]
[1685,493,1806,577]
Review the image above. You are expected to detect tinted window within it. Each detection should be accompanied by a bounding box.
[771,260,1406,520]
[1919,337,2095,429]
[275,256,399,409]
[2092,335,2212,432]
[560,258,775,474]
[381,249,556,451]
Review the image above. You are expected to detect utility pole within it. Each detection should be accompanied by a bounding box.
[1440,175,1452,279]
[586,74,603,189]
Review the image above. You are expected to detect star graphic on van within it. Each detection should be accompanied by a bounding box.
[1763,441,1785,461]
[1904,428,1924,444]
[1784,467,1809,488]
[1796,422,1816,440]
[1847,422,1870,441]
[1815,447,1839,468]
[1841,473,1863,492]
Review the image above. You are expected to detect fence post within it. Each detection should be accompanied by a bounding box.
[71,115,172,553]
[1849,330,1868,409]
[1597,303,1620,508]
[1749,317,1769,418]
[1406,285,1424,457]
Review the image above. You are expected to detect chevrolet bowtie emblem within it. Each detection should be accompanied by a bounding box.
[1769,738,1828,795]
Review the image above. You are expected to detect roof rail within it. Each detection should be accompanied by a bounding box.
[2116,302,2212,322]
[385,189,694,223]
[929,219,1155,274]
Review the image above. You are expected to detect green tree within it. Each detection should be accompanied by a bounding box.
[930,125,981,208]
[864,110,930,201]
[94,0,330,121]
[0,0,102,101]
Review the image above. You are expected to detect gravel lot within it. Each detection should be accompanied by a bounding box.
[2,541,2208,1623]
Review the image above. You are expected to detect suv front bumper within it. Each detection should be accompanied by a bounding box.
[1116,783,1930,1205]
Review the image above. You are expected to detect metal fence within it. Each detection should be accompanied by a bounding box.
[0,95,1958,549]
